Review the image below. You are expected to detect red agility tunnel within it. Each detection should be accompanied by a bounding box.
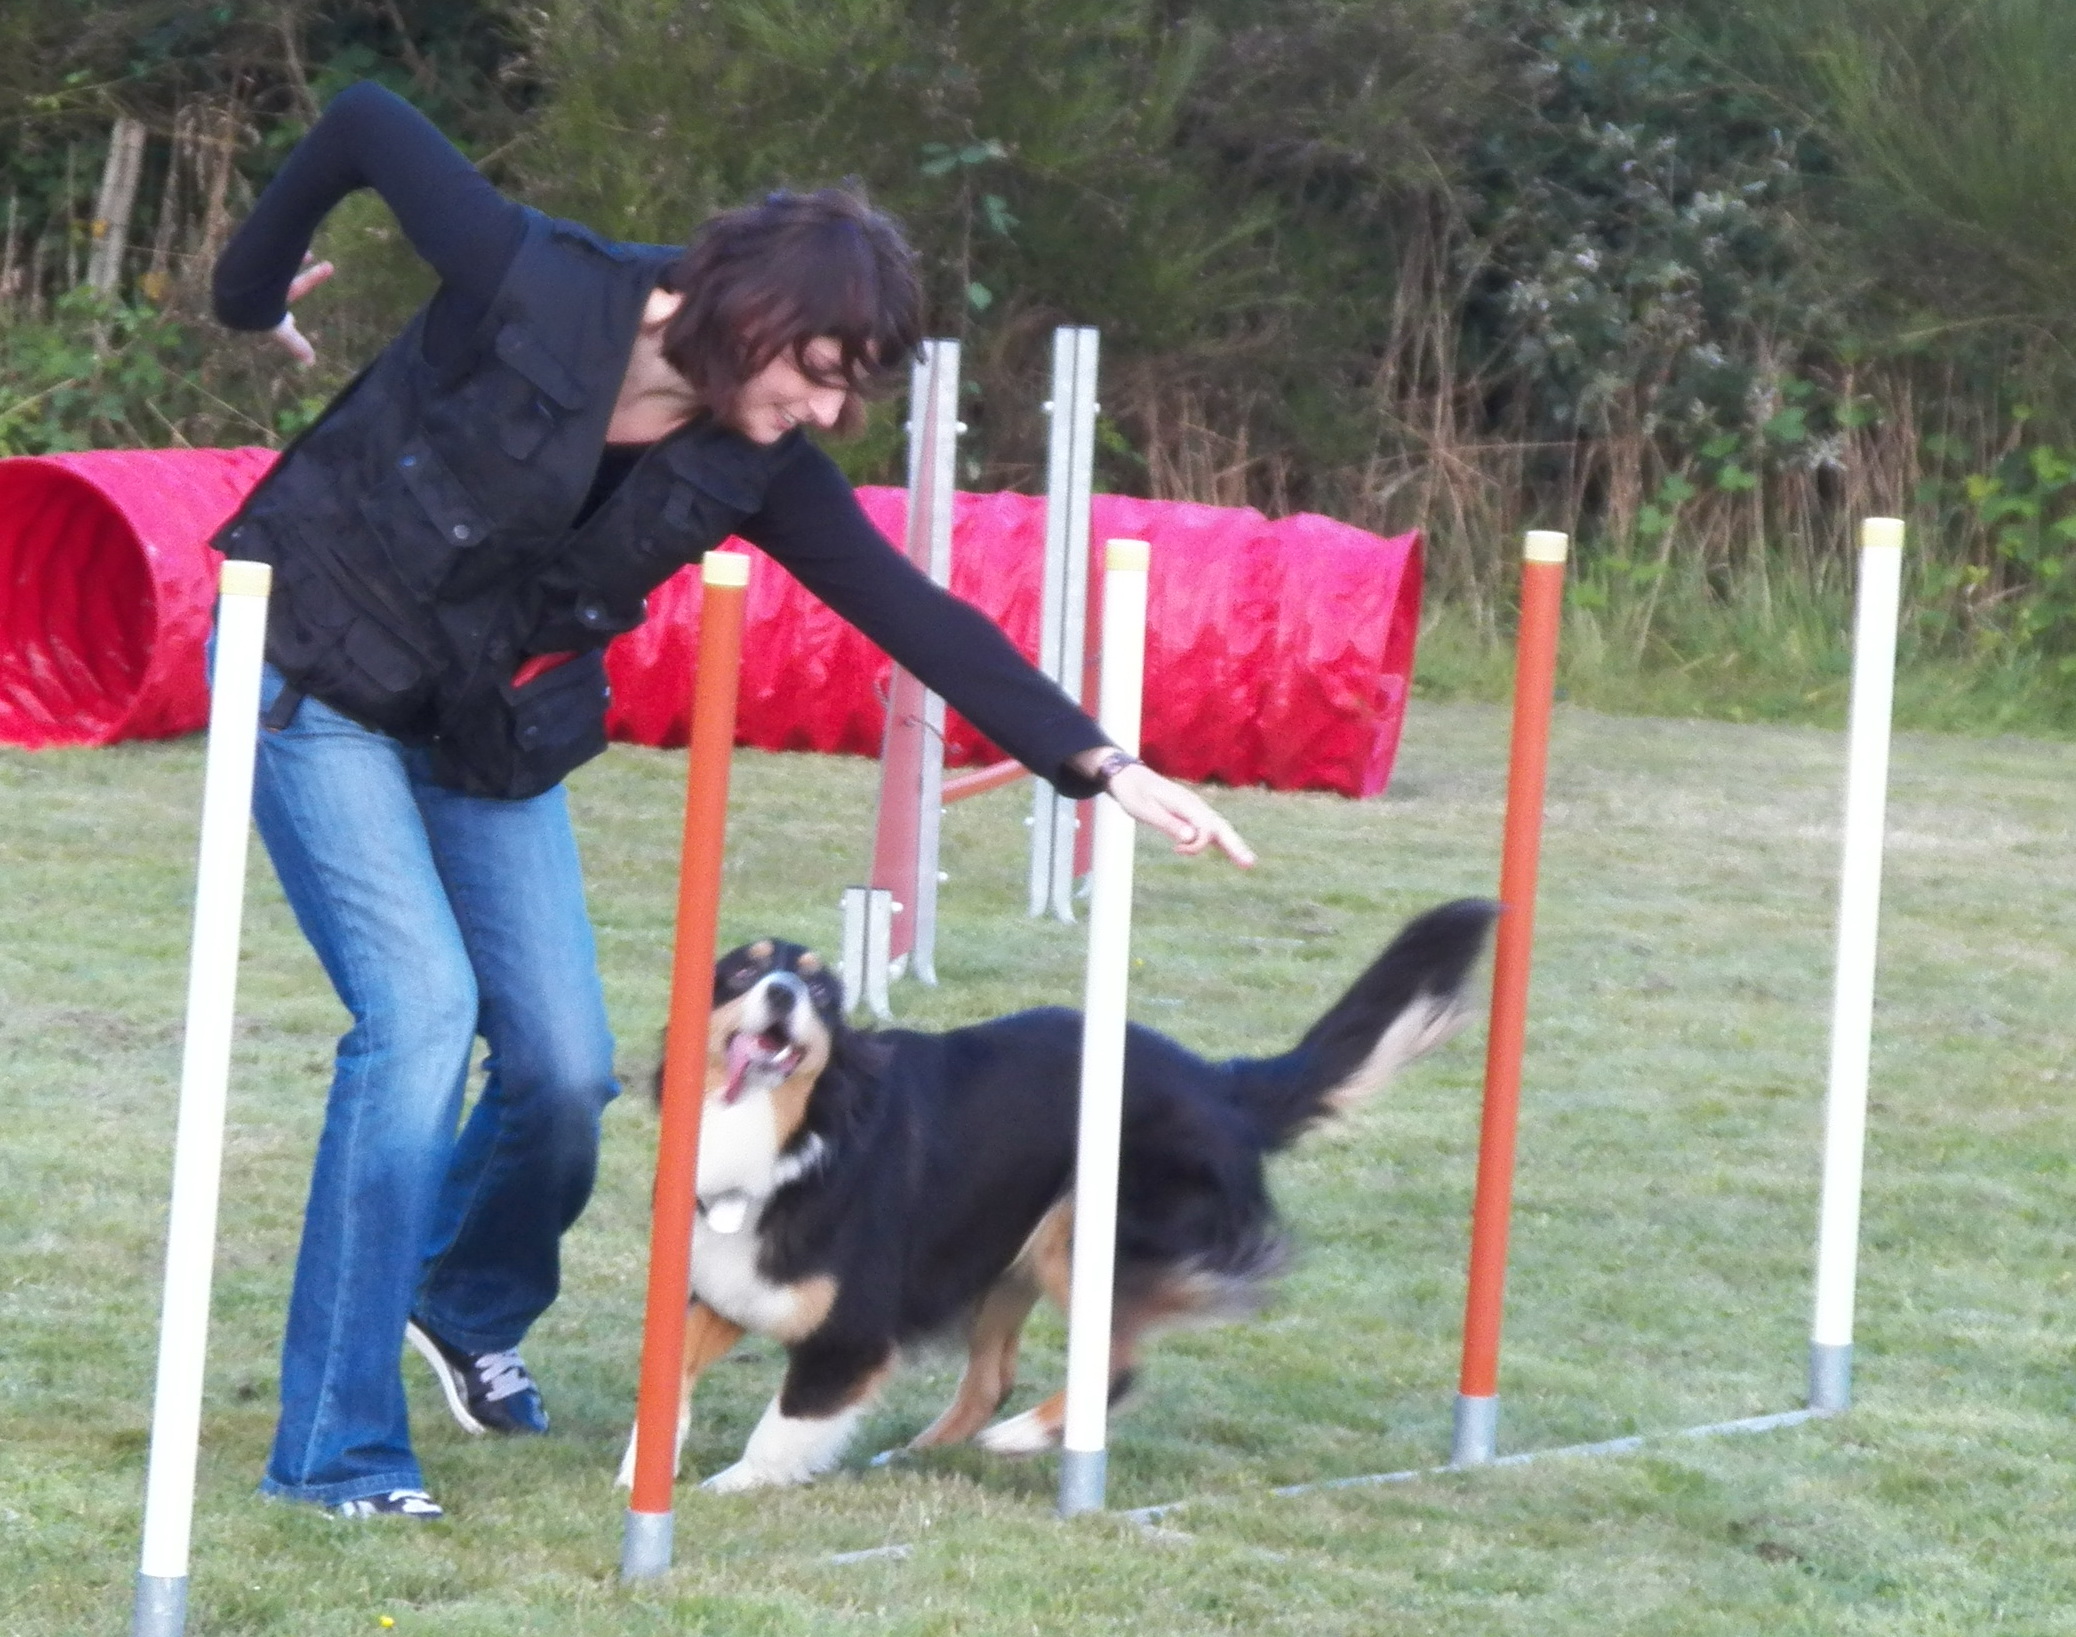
[0,448,279,748]
[608,488,1423,798]
[0,451,1422,796]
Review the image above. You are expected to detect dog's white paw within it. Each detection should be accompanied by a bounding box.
[701,1459,791,1493]
[975,1407,1062,1457]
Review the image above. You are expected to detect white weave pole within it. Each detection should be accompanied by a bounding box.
[1809,518,1904,1415]
[1057,538,1150,1518]
[133,560,273,1637]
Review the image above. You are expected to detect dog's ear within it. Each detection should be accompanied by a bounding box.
[786,1003,889,1155]
[823,1020,891,1095]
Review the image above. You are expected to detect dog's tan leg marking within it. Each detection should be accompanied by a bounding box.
[1027,1198,1075,1307]
[615,1300,746,1488]
[977,1287,1167,1458]
[910,1271,1043,1448]
[911,1199,1072,1448]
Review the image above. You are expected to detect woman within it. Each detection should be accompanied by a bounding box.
[211,82,1252,1519]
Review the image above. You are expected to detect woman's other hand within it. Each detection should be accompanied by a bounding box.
[1087,757,1256,868]
[269,256,335,366]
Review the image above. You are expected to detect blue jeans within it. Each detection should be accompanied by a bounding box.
[248,667,618,1505]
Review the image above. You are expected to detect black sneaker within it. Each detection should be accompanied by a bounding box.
[405,1318,550,1436]
[331,1487,444,1520]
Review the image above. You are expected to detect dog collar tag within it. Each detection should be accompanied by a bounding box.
[702,1192,752,1234]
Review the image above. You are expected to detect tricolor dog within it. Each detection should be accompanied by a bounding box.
[617,899,1494,1492]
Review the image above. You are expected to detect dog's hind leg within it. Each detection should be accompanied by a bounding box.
[615,1300,746,1488]
[910,1201,1069,1449]
[975,1245,1164,1459]
[909,1269,1043,1449]
[974,1317,1147,1457]
[703,1336,895,1492]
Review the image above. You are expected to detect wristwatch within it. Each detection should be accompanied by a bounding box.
[1092,748,1140,788]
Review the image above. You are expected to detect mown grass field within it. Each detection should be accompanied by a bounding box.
[5,698,2075,1634]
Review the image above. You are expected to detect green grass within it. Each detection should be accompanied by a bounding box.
[5,701,2076,1634]
[1416,576,2076,739]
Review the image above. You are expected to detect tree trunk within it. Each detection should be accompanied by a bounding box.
[88,116,150,295]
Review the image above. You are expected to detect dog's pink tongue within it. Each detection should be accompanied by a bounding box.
[724,1033,759,1103]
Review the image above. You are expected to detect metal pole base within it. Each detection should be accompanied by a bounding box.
[1058,1448,1108,1517]
[1808,1342,1852,1414]
[132,1573,187,1637]
[620,1508,673,1581]
[1451,1394,1498,1467]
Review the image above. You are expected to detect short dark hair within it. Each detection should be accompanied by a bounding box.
[661,187,922,438]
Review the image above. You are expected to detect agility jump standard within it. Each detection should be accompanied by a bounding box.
[132,561,271,1637]
[865,340,961,994]
[845,328,1102,1017]
[1057,538,1151,1518]
[623,550,751,1581]
[1029,325,1102,923]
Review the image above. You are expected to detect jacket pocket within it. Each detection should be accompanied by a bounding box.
[363,437,495,597]
[493,323,588,461]
[267,512,445,732]
[430,647,611,800]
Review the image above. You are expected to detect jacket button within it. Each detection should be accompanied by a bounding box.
[452,524,472,541]
[520,725,541,744]
[579,602,606,626]
[399,454,417,469]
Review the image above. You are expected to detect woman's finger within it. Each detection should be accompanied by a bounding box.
[1107,765,1255,868]
[285,258,336,304]
[269,313,316,367]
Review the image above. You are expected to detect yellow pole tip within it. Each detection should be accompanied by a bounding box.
[218,559,273,598]
[1105,538,1151,572]
[1860,517,1905,552]
[702,551,751,588]
[1523,531,1569,565]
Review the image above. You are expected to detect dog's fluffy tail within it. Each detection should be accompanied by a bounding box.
[1227,898,1496,1149]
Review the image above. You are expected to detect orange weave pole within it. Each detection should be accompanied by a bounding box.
[624,553,749,1574]
[1456,533,1567,1423]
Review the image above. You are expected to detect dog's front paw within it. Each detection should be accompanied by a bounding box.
[701,1459,786,1494]
[975,1406,1063,1457]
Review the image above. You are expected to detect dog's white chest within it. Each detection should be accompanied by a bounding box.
[697,1095,781,1198]
[690,1092,826,1335]
[692,1214,801,1332]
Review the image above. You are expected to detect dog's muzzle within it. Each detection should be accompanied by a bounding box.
[722,970,811,1104]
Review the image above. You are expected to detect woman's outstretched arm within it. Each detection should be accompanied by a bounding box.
[212,81,525,354]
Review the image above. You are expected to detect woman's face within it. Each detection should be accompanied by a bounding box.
[731,338,851,445]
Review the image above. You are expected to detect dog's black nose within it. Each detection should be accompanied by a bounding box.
[763,970,810,1017]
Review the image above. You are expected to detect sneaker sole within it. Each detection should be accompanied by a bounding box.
[404,1319,488,1436]
[332,1497,445,1520]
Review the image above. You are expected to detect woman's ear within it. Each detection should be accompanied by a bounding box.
[642,286,685,329]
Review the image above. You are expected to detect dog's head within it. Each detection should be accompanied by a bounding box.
[707,939,846,1108]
